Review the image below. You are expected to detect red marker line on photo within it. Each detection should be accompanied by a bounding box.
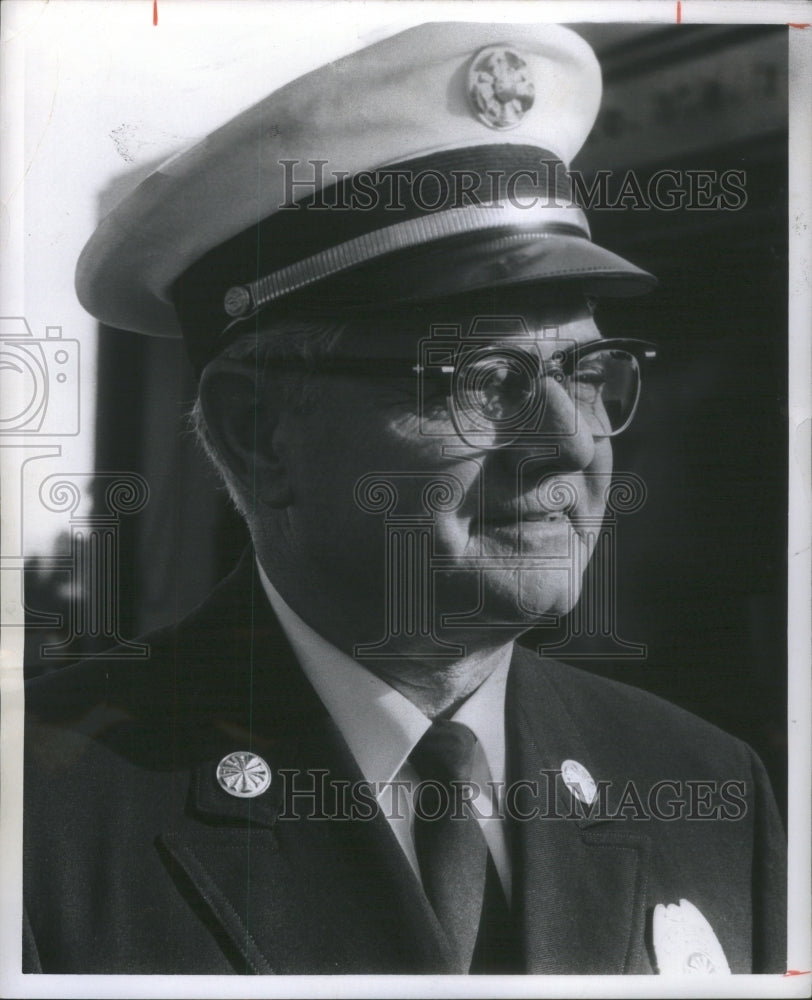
[787,22,810,28]
[676,1,681,24]
[153,0,158,26]
[783,970,811,976]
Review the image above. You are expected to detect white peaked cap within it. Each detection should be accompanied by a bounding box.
[75,22,655,368]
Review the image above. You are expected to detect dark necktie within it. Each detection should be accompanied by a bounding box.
[410,720,488,972]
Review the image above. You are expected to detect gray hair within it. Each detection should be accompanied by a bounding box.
[190,317,348,518]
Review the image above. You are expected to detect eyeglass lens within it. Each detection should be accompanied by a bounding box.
[450,347,641,445]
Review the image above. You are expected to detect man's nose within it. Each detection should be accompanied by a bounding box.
[503,376,598,470]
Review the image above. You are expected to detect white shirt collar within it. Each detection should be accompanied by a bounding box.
[257,560,511,789]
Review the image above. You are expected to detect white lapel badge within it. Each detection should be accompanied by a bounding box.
[652,899,731,974]
[560,758,597,805]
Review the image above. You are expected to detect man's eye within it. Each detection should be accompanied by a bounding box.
[571,365,607,404]
[575,364,607,383]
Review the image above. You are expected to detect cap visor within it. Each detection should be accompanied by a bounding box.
[283,231,657,315]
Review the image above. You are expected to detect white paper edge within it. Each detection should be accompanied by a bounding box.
[1,1,809,998]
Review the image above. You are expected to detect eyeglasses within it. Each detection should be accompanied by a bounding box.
[267,337,657,449]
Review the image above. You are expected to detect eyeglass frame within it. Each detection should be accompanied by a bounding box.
[261,336,658,448]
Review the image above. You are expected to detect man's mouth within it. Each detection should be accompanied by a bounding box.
[521,510,570,523]
[476,508,572,530]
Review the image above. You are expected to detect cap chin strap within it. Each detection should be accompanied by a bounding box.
[221,200,590,325]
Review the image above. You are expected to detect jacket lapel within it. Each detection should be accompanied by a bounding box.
[156,551,454,973]
[507,646,654,974]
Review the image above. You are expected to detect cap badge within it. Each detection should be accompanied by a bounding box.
[560,758,597,805]
[216,751,272,798]
[652,899,731,975]
[468,45,535,130]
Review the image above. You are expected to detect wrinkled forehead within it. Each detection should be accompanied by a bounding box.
[334,290,599,359]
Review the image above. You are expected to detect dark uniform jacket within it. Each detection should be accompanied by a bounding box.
[23,552,786,975]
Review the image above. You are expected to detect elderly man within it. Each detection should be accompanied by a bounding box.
[23,23,785,976]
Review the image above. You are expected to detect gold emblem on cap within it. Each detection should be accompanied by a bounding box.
[468,45,535,130]
[216,751,272,798]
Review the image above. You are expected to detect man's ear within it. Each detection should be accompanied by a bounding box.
[197,358,293,508]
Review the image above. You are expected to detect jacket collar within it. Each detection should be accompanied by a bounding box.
[158,551,457,972]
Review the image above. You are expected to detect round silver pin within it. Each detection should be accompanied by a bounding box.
[560,758,597,805]
[467,45,535,131]
[216,751,272,798]
[223,285,251,318]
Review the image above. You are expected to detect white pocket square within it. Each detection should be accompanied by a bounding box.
[652,898,731,975]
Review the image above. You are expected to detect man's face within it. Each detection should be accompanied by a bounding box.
[258,299,612,657]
